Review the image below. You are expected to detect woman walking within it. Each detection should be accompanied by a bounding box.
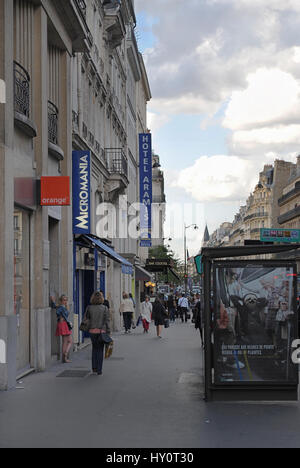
[85,291,111,375]
[120,293,135,334]
[152,296,168,338]
[141,295,152,333]
[51,295,73,364]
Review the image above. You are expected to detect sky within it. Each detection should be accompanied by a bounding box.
[135,0,300,260]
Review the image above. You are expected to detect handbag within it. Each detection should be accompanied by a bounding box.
[79,316,90,333]
[66,320,73,331]
[101,333,113,344]
[164,318,170,329]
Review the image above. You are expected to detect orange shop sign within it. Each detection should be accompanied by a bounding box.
[40,177,70,206]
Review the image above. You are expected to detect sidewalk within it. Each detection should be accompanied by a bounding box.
[1,321,300,448]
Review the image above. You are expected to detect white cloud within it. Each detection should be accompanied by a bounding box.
[147,111,170,133]
[223,69,300,131]
[171,155,257,203]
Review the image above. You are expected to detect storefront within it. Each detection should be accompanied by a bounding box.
[73,234,134,341]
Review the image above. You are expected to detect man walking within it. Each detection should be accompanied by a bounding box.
[178,294,189,323]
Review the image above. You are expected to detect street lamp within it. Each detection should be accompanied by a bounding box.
[184,224,199,293]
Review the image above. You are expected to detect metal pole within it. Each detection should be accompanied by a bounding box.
[184,224,187,293]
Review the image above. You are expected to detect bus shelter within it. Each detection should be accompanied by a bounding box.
[201,244,300,402]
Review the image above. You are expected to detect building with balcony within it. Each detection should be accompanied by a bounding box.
[71,0,152,334]
[151,154,166,248]
[278,156,300,229]
[0,0,90,390]
[0,0,151,390]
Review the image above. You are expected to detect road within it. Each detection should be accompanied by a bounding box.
[0,320,300,448]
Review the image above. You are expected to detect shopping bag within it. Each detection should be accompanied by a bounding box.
[136,316,142,327]
[105,341,114,359]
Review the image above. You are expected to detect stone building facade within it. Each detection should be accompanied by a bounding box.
[0,0,151,390]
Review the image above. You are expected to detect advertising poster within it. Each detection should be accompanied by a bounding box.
[213,262,298,384]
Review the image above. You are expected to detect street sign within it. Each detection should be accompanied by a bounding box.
[260,228,300,243]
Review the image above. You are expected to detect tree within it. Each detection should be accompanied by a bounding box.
[148,245,183,285]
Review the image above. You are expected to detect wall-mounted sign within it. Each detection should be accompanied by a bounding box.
[14,177,37,209]
[194,255,203,275]
[139,133,152,247]
[73,151,91,234]
[260,228,300,243]
[40,177,70,206]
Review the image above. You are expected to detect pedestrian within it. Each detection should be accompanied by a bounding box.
[120,293,135,334]
[167,294,176,322]
[100,290,110,310]
[84,291,111,375]
[141,295,152,333]
[129,293,136,308]
[178,294,189,323]
[50,294,73,364]
[152,296,168,338]
[194,293,203,347]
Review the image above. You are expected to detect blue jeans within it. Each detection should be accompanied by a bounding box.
[90,334,105,373]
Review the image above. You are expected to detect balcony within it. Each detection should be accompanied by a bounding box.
[278,181,300,206]
[74,0,87,19]
[278,205,300,225]
[106,148,128,177]
[103,0,126,49]
[104,148,129,201]
[48,101,64,161]
[244,212,268,222]
[48,101,59,145]
[14,61,37,138]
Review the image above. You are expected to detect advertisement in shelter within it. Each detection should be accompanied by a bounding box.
[214,262,298,384]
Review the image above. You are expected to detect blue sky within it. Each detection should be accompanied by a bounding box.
[135,1,300,258]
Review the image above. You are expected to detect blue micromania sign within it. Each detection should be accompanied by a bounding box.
[139,134,152,247]
[72,151,91,235]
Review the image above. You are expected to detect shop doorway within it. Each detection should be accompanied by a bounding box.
[14,208,31,372]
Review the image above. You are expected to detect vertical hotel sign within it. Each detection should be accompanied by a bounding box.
[139,133,152,247]
[72,151,91,234]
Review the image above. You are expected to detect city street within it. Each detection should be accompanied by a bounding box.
[1,320,300,449]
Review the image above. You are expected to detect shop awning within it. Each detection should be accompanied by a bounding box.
[135,265,153,282]
[83,235,133,275]
[169,268,181,281]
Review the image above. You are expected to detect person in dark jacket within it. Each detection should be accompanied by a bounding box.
[85,291,111,375]
[152,296,168,338]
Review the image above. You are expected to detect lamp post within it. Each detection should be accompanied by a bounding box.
[184,224,198,293]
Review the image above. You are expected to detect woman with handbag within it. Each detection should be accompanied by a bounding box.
[83,291,111,375]
[141,295,152,334]
[152,296,168,338]
[50,295,73,364]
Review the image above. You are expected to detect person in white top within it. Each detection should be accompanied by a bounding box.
[178,294,189,323]
[141,296,153,334]
[119,293,135,334]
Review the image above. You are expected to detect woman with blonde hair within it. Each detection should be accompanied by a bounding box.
[50,294,73,364]
[84,291,111,375]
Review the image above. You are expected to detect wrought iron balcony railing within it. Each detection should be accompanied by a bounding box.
[105,148,128,177]
[48,101,59,145]
[74,0,87,19]
[14,61,30,118]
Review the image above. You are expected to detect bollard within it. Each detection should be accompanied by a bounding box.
[0,339,6,364]
[0,79,6,104]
